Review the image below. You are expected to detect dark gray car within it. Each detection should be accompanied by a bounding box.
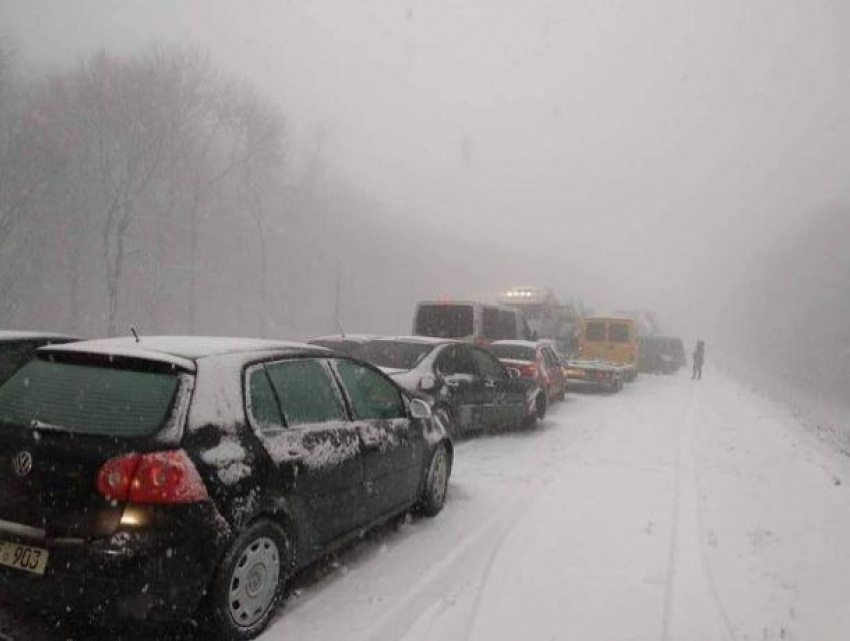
[355,336,546,437]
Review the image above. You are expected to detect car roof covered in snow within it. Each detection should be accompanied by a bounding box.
[371,335,456,346]
[491,340,540,348]
[40,336,327,372]
[308,334,382,343]
[416,300,519,312]
[0,330,81,342]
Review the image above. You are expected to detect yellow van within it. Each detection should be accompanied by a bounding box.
[577,317,639,381]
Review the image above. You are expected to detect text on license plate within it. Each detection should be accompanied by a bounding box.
[0,540,49,575]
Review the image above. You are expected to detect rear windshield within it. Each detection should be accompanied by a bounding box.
[0,359,180,438]
[415,304,474,338]
[358,341,434,371]
[585,321,606,341]
[608,323,631,343]
[0,342,37,385]
[489,343,536,362]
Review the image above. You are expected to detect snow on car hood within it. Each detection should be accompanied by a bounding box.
[384,369,422,394]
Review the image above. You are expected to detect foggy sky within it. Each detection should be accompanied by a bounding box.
[3,0,850,338]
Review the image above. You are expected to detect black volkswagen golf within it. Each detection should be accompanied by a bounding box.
[0,336,452,638]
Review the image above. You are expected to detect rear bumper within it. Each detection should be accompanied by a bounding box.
[0,502,231,625]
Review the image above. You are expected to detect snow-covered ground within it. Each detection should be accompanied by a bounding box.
[266,372,850,641]
[3,371,850,640]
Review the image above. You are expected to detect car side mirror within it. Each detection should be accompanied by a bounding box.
[420,375,437,392]
[507,367,521,379]
[409,398,432,420]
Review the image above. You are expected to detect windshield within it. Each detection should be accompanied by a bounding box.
[489,343,536,362]
[357,341,435,370]
[0,359,180,437]
[415,304,474,338]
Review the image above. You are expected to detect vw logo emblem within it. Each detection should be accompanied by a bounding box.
[11,451,33,478]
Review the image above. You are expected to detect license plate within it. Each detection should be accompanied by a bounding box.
[566,369,585,378]
[0,540,49,576]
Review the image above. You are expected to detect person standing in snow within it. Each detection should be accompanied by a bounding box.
[692,340,705,380]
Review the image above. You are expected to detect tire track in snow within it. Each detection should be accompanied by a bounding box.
[659,386,688,641]
[661,384,737,641]
[358,414,581,641]
[359,490,541,641]
[459,484,550,641]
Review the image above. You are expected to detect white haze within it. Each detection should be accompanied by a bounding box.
[2,0,850,344]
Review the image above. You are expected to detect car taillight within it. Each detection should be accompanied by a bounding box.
[97,450,208,504]
[519,363,538,378]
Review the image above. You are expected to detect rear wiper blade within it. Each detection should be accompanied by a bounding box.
[30,420,73,434]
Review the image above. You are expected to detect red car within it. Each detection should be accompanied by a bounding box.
[489,340,567,403]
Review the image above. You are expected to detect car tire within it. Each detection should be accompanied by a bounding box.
[536,392,548,420]
[418,443,450,517]
[202,519,289,640]
[524,393,547,429]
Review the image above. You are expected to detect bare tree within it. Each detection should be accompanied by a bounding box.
[0,43,66,323]
[0,45,290,334]
[39,49,224,334]
[229,85,286,336]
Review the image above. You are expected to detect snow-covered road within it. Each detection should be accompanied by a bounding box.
[267,372,850,641]
[3,371,850,640]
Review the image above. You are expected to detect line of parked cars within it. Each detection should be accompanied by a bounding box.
[0,297,685,639]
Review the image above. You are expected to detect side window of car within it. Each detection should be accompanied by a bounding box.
[435,345,457,376]
[453,345,480,376]
[471,347,506,380]
[265,359,346,427]
[497,310,517,340]
[482,307,500,340]
[247,367,283,430]
[519,316,534,341]
[335,360,406,420]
